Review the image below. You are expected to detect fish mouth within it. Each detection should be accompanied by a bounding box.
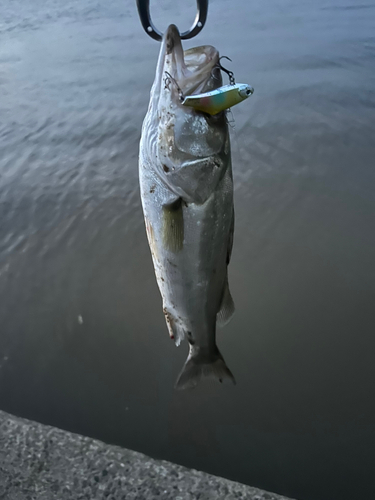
[163,24,185,72]
[159,24,220,97]
[164,24,182,56]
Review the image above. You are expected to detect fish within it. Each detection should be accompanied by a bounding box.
[139,24,236,390]
[182,83,254,115]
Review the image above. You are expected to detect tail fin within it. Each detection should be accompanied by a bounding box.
[175,345,236,390]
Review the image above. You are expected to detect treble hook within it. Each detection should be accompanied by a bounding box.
[217,56,236,85]
[136,0,209,41]
[164,71,184,102]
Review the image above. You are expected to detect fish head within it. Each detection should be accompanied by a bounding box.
[149,24,223,117]
[155,24,222,103]
[143,25,228,171]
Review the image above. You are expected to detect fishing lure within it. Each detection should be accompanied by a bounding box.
[182,83,254,115]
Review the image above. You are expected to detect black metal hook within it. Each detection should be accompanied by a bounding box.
[211,57,236,85]
[218,56,236,85]
[136,0,209,41]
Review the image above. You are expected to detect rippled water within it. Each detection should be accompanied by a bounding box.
[1,1,374,499]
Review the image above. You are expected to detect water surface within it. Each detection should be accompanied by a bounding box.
[0,1,374,499]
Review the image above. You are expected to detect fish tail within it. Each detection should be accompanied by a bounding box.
[175,344,235,390]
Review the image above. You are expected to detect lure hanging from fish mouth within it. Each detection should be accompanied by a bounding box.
[182,83,254,115]
[165,57,254,116]
[165,77,254,116]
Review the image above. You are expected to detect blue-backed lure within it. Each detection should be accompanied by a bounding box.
[182,83,254,115]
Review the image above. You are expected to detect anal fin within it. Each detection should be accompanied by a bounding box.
[163,307,185,346]
[217,277,235,327]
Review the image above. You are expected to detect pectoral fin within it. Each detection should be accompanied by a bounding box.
[162,198,184,252]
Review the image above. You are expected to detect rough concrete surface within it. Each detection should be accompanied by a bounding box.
[0,410,295,500]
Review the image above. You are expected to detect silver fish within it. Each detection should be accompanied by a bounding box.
[139,24,235,390]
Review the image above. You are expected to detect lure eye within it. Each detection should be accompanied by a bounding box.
[239,86,254,99]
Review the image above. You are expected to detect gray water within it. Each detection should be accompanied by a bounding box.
[1,1,374,499]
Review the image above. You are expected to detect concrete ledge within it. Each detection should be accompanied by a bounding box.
[0,409,295,500]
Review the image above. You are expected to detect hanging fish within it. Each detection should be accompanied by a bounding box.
[139,24,251,389]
